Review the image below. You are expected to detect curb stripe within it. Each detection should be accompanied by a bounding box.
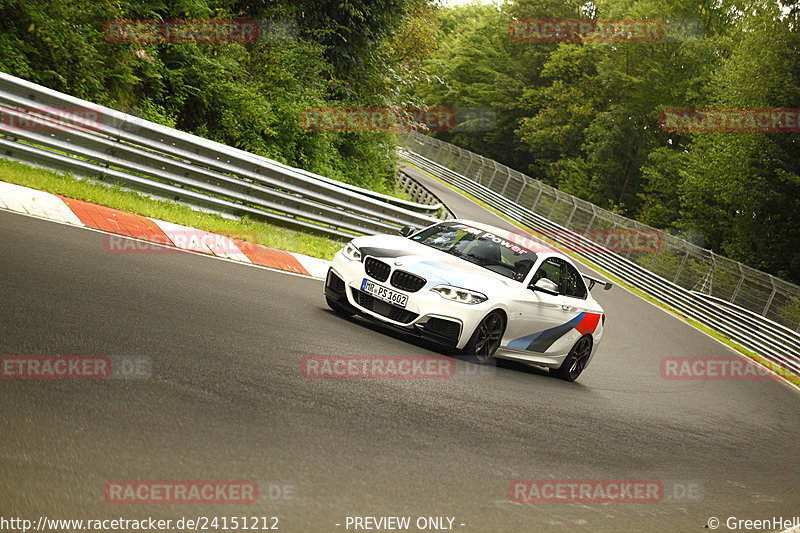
[151,219,252,263]
[232,238,310,275]
[59,196,171,244]
[0,181,84,226]
[2,181,329,279]
[291,253,331,279]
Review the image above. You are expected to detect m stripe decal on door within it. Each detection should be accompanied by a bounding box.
[507,312,602,353]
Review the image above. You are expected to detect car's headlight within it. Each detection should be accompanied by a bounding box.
[341,242,362,261]
[430,285,487,305]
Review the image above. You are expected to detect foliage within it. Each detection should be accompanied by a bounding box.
[0,0,435,195]
[411,0,800,283]
[3,0,798,283]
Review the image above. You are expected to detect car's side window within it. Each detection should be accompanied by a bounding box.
[530,258,562,292]
[561,262,588,300]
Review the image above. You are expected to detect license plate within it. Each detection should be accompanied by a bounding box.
[361,278,408,308]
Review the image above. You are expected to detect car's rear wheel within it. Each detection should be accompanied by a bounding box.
[326,296,353,317]
[464,311,505,364]
[552,335,592,381]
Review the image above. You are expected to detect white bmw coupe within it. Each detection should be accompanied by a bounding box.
[324,219,610,381]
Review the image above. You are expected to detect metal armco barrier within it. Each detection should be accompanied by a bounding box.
[0,72,442,240]
[397,169,454,220]
[399,140,800,380]
[1,70,796,380]
[400,132,800,333]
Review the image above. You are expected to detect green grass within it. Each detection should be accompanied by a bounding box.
[0,158,342,260]
[403,161,800,388]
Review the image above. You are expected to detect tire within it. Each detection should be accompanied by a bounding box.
[552,335,593,382]
[464,311,505,364]
[326,296,353,317]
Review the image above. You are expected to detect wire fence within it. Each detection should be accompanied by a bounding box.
[399,131,800,332]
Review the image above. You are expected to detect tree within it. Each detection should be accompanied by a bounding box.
[680,6,800,280]
[0,0,439,194]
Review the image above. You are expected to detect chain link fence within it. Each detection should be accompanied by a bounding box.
[399,131,800,332]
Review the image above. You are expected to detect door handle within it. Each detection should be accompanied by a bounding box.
[561,304,572,311]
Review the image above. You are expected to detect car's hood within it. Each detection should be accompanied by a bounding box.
[352,234,514,290]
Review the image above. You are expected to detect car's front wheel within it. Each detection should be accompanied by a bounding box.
[552,335,592,382]
[464,311,505,364]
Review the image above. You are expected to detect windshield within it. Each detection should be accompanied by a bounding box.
[411,223,538,281]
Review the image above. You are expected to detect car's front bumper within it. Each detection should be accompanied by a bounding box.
[324,254,494,350]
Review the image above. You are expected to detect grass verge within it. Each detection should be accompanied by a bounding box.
[403,161,800,388]
[0,158,342,260]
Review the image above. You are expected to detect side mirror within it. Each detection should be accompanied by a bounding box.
[399,226,415,237]
[531,278,559,296]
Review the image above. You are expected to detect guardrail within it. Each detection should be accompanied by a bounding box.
[0,71,441,240]
[399,131,800,334]
[399,140,800,380]
[397,169,454,220]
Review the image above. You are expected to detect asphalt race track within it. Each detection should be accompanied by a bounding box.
[1,175,799,532]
